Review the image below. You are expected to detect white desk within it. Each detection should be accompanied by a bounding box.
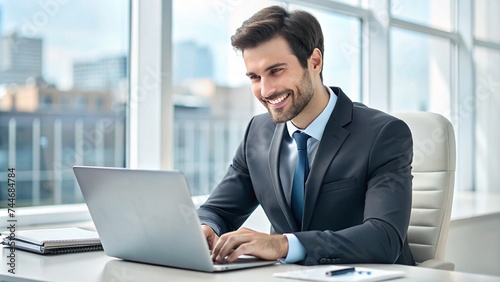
[1,249,499,282]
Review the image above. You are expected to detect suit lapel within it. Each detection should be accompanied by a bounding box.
[268,122,299,231]
[302,87,353,230]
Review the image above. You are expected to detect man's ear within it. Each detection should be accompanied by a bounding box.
[308,48,323,76]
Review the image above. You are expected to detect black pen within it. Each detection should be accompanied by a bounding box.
[325,267,356,276]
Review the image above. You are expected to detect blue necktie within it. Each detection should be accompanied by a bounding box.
[291,131,311,228]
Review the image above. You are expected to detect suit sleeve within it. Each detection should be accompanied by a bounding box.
[295,119,413,265]
[197,117,259,236]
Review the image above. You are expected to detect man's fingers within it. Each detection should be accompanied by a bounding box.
[211,232,227,261]
[210,235,219,250]
[211,230,286,263]
[201,225,219,250]
[225,243,251,263]
[213,233,249,263]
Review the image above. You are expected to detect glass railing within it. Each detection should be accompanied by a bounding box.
[0,110,126,207]
[0,112,249,207]
[174,117,248,196]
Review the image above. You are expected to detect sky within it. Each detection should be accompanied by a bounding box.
[0,0,129,90]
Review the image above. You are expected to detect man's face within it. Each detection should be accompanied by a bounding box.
[243,36,314,123]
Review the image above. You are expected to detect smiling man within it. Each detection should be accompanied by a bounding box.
[197,5,416,266]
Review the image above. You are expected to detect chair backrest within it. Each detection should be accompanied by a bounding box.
[392,112,456,264]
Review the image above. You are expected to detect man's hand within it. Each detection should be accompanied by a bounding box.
[211,227,289,263]
[201,225,220,251]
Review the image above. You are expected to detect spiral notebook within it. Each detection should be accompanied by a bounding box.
[2,227,103,255]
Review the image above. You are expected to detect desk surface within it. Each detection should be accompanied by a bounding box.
[1,249,499,282]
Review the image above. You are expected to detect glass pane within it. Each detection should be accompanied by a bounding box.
[390,28,451,118]
[475,0,500,43]
[289,4,361,101]
[474,47,500,191]
[0,1,129,207]
[391,0,452,31]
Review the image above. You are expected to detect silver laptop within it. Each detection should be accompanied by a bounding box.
[73,166,278,272]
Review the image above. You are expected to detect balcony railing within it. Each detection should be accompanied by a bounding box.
[0,111,248,207]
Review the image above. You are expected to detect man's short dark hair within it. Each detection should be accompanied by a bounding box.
[231,5,325,80]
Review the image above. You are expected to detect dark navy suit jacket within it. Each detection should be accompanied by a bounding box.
[198,87,415,265]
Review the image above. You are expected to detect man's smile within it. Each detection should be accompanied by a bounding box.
[264,92,291,107]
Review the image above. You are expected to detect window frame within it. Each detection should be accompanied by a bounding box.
[128,0,174,170]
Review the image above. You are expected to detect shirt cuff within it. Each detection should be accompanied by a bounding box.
[283,233,306,263]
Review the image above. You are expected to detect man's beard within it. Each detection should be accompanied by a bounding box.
[266,69,314,124]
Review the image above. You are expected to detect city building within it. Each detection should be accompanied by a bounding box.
[73,56,127,92]
[0,83,114,113]
[0,32,42,85]
[173,41,214,84]
[0,82,125,206]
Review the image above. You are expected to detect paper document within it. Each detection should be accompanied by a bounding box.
[273,265,405,282]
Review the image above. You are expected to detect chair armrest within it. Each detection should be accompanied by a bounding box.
[418,259,455,271]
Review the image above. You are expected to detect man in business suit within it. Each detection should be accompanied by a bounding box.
[198,5,415,266]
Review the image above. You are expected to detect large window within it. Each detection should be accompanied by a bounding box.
[390,28,451,118]
[2,0,500,217]
[474,47,500,192]
[289,3,361,101]
[474,0,500,43]
[0,1,129,207]
[391,0,452,31]
[388,1,465,190]
[387,0,500,192]
[474,0,500,193]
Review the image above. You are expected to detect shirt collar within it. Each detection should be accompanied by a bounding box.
[286,86,338,141]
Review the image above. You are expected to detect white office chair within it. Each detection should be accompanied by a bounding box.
[393,112,456,270]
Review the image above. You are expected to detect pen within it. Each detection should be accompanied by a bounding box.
[325,267,355,276]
